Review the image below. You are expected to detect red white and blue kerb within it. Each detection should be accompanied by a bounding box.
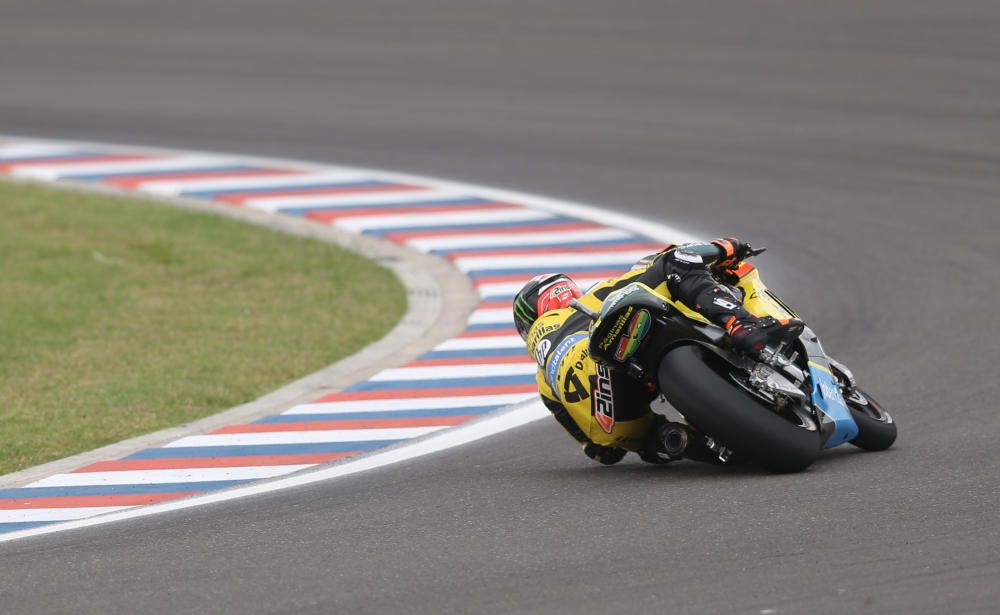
[0,138,663,533]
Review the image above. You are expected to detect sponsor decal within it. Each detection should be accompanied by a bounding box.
[673,250,703,264]
[533,339,551,368]
[598,306,634,351]
[546,332,587,397]
[563,366,588,403]
[592,364,615,433]
[601,284,642,315]
[513,293,537,325]
[527,321,561,348]
[712,297,738,311]
[613,309,651,362]
[561,348,592,403]
[537,281,580,314]
[819,380,842,402]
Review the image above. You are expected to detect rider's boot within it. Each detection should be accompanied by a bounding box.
[693,285,800,357]
[724,314,797,357]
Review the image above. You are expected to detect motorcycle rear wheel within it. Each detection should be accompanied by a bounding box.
[658,344,820,473]
[845,387,897,451]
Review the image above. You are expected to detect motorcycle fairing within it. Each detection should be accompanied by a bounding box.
[735,266,799,321]
[798,330,859,448]
[808,361,858,448]
[589,283,671,369]
[589,276,861,451]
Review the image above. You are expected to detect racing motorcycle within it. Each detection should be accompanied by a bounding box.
[570,255,896,473]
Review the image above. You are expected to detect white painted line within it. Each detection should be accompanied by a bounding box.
[0,134,699,243]
[165,426,447,448]
[0,401,550,543]
[333,208,554,232]
[9,155,229,180]
[369,363,536,381]
[468,309,515,325]
[0,507,133,523]
[28,465,312,487]
[283,393,536,415]
[453,250,652,272]
[125,170,304,187]
[433,335,525,351]
[0,143,85,159]
[406,228,633,252]
[241,188,476,212]
[138,171,370,195]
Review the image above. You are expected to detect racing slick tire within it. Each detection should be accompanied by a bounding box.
[657,344,821,473]
[844,387,897,451]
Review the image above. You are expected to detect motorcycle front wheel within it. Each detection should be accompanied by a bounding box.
[658,344,821,473]
[845,387,897,451]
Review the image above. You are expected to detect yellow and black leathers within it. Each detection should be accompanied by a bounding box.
[523,239,762,462]
[527,304,659,454]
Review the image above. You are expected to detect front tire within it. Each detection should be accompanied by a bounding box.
[658,345,820,473]
[845,387,897,451]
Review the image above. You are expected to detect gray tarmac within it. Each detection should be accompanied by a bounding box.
[1,1,998,613]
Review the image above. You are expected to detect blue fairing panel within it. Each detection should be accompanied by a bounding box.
[809,363,859,448]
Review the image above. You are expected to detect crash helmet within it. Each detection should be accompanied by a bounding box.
[512,273,582,340]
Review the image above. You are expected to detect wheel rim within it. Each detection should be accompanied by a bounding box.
[728,372,819,432]
[845,388,893,424]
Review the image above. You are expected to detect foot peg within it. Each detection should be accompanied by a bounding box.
[704,437,734,463]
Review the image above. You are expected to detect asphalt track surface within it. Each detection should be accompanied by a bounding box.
[1,2,998,613]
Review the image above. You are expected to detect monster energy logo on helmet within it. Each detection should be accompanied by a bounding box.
[513,293,539,333]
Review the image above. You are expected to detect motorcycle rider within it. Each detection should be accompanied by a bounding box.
[513,237,798,465]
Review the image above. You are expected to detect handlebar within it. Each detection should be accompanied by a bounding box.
[569,299,599,321]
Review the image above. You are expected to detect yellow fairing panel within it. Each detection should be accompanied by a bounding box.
[736,267,799,320]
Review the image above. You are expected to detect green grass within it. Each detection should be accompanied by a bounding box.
[0,181,406,474]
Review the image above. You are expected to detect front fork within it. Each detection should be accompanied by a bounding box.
[698,326,860,449]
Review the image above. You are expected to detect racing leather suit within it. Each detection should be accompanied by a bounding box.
[524,240,761,464]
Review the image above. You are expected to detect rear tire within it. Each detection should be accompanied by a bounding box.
[845,387,897,451]
[658,345,820,473]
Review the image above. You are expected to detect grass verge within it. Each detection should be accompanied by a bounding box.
[0,181,406,475]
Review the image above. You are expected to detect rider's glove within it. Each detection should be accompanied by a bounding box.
[582,442,627,465]
[711,237,753,269]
